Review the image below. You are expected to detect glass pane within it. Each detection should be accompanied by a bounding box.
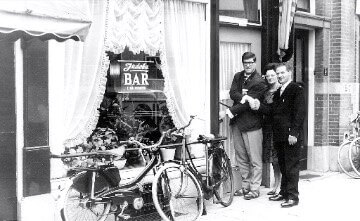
[23,39,49,147]
[220,0,260,23]
[64,48,175,169]
[297,0,310,12]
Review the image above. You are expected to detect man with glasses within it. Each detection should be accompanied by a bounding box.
[221,52,267,200]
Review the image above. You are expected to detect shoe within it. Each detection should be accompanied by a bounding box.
[281,199,299,208]
[244,190,260,200]
[269,194,286,201]
[234,189,249,197]
[267,190,276,195]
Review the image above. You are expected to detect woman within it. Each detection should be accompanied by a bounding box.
[262,63,282,195]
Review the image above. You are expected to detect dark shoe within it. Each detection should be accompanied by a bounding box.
[234,188,249,197]
[267,190,276,195]
[244,190,260,200]
[281,199,299,208]
[269,194,286,201]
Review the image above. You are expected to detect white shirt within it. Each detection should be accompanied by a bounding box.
[280,80,291,96]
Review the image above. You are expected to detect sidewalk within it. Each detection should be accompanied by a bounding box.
[199,171,360,221]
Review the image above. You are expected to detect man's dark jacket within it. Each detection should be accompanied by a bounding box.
[229,70,267,132]
[258,81,306,142]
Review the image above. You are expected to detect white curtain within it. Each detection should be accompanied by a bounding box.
[61,0,111,149]
[161,0,207,135]
[219,41,251,162]
[107,0,163,55]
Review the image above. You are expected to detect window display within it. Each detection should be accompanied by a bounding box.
[63,47,175,169]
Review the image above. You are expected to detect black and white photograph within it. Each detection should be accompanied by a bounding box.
[1,0,359,220]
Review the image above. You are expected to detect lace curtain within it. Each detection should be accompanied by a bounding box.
[107,0,208,133]
[219,42,251,161]
[51,0,111,151]
[51,0,208,153]
[107,0,163,55]
[161,0,207,134]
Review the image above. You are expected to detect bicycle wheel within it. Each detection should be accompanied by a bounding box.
[62,172,111,221]
[152,162,204,221]
[337,140,360,178]
[211,147,234,207]
[349,138,360,177]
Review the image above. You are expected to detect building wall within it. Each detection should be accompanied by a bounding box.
[311,0,360,171]
[219,26,262,71]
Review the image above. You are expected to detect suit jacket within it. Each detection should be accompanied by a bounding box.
[229,70,267,132]
[259,81,306,142]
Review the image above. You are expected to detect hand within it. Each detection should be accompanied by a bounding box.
[249,99,260,110]
[240,95,251,104]
[219,110,226,119]
[288,135,298,145]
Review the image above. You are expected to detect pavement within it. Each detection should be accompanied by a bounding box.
[199,171,360,221]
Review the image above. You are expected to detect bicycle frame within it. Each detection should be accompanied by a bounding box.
[170,130,227,196]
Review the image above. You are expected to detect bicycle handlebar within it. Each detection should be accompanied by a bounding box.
[51,151,123,159]
[51,128,175,159]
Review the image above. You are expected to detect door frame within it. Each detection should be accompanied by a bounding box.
[294,27,316,170]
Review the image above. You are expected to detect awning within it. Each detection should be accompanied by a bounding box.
[0,0,92,41]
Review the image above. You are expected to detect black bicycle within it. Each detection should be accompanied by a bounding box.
[51,131,172,221]
[152,116,234,221]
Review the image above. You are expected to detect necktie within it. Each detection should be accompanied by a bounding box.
[243,74,250,85]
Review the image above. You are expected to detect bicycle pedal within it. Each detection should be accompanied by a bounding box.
[117,214,130,220]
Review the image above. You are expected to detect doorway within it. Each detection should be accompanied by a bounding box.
[294,28,309,170]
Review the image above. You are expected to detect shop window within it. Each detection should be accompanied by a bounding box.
[219,0,261,24]
[297,0,310,12]
[72,47,175,169]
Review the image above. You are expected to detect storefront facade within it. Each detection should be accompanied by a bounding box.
[0,0,214,220]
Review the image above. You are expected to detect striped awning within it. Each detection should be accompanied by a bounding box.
[0,0,92,41]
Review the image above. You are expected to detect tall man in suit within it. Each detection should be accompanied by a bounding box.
[252,62,306,207]
[222,52,268,200]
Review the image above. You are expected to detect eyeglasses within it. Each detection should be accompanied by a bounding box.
[243,61,255,65]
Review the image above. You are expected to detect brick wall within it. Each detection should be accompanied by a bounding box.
[314,0,358,147]
[314,94,328,146]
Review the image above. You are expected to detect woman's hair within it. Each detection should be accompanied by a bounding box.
[264,63,276,73]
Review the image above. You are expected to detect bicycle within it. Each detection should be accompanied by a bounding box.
[348,112,360,177]
[337,112,360,178]
[152,116,234,221]
[51,131,173,221]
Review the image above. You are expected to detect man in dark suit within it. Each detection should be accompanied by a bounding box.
[252,62,306,207]
[220,52,267,200]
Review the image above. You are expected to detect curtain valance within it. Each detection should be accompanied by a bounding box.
[107,0,163,55]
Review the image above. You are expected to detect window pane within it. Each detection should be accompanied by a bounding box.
[23,39,49,147]
[297,0,310,12]
[73,48,175,168]
[220,0,260,23]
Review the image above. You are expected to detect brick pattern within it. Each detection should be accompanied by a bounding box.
[314,0,358,147]
[328,94,340,146]
[314,94,328,146]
